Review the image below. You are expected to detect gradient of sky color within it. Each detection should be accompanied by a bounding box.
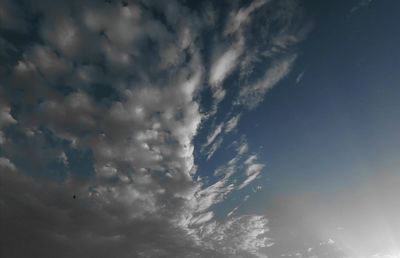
[1,0,400,257]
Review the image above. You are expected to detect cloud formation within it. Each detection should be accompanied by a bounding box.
[238,55,297,109]
[0,0,309,257]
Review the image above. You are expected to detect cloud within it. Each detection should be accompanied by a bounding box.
[0,90,17,144]
[225,114,241,133]
[0,169,209,258]
[207,0,300,114]
[239,155,265,189]
[207,0,271,108]
[206,137,224,160]
[209,40,245,88]
[227,206,239,217]
[197,215,270,256]
[207,39,245,115]
[295,71,305,84]
[204,123,224,148]
[224,0,271,36]
[237,55,297,109]
[0,0,309,257]
[202,114,242,160]
[0,157,16,171]
[212,138,264,195]
[350,0,374,15]
[235,137,250,155]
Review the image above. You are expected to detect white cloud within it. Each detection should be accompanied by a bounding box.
[239,168,262,189]
[0,157,16,171]
[238,55,297,109]
[327,238,335,245]
[225,114,241,133]
[206,137,224,160]
[208,38,245,115]
[252,185,263,192]
[204,123,224,148]
[224,0,270,36]
[236,139,249,155]
[227,206,239,217]
[198,215,270,255]
[0,106,16,128]
[58,152,69,166]
[202,114,242,160]
[239,155,265,189]
[209,40,244,88]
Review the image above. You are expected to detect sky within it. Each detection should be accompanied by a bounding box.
[1,0,400,257]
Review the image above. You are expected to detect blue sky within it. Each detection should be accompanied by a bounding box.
[1,0,400,257]
[249,0,400,194]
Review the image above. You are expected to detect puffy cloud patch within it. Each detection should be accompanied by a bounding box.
[0,90,17,144]
[0,157,16,171]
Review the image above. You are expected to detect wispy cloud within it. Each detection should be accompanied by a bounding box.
[225,114,242,133]
[237,55,297,109]
[202,113,242,160]
[224,0,271,36]
[239,155,265,189]
[295,70,305,84]
[209,40,245,88]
